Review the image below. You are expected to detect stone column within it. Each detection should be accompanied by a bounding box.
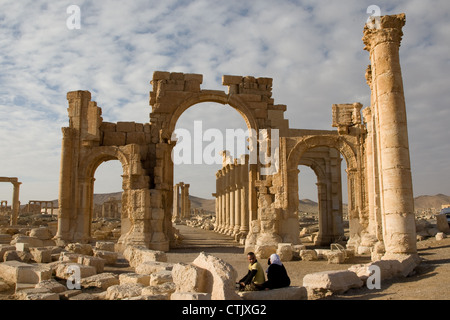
[184,184,190,220]
[172,184,180,223]
[234,160,241,237]
[224,167,231,234]
[363,14,417,255]
[240,155,250,236]
[10,181,21,226]
[228,165,235,236]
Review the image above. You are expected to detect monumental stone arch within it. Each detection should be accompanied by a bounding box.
[56,13,419,265]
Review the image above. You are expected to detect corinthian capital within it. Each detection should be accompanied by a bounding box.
[363,13,406,52]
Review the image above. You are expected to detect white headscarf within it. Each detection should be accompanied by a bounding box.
[269,253,282,266]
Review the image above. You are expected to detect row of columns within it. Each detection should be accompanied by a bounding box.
[213,153,249,241]
[0,177,22,226]
[27,200,55,216]
[94,198,121,219]
[172,182,191,223]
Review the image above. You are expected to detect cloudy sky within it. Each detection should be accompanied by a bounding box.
[0,0,449,205]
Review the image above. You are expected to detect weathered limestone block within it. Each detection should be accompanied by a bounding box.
[123,294,168,300]
[427,228,439,237]
[277,243,293,261]
[291,244,306,259]
[59,289,82,300]
[69,293,97,300]
[65,243,93,256]
[81,273,120,290]
[0,261,52,284]
[325,251,346,264]
[0,234,12,244]
[95,241,115,252]
[192,252,240,300]
[123,246,167,268]
[119,273,150,286]
[10,235,43,248]
[436,214,450,233]
[30,247,52,263]
[106,283,145,300]
[436,232,447,241]
[135,261,173,275]
[4,250,32,263]
[150,270,173,286]
[35,279,67,293]
[15,288,59,300]
[172,263,207,293]
[54,262,96,280]
[303,270,363,299]
[0,280,10,292]
[116,121,136,133]
[93,249,118,265]
[141,282,176,299]
[0,245,15,262]
[171,292,211,300]
[77,255,106,273]
[29,227,53,240]
[381,253,420,278]
[238,286,307,300]
[300,250,318,261]
[103,131,126,146]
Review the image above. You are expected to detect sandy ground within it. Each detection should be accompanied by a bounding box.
[169,224,450,300]
[1,224,449,300]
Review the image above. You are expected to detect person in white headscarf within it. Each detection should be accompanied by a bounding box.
[261,253,291,290]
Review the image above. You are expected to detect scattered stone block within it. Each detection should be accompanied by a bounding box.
[303,270,363,299]
[123,246,167,268]
[0,280,11,292]
[35,279,67,293]
[325,251,346,264]
[15,288,60,300]
[436,214,450,233]
[59,289,82,300]
[141,282,175,299]
[30,247,52,263]
[150,270,173,286]
[300,249,318,261]
[277,243,293,261]
[0,261,52,284]
[436,232,447,241]
[192,252,240,300]
[69,293,97,300]
[81,272,119,290]
[77,255,106,273]
[238,286,307,300]
[135,261,173,275]
[93,249,118,265]
[119,273,150,286]
[54,262,96,280]
[29,227,53,240]
[0,245,15,262]
[172,263,207,293]
[95,241,115,252]
[106,283,145,300]
[65,243,93,256]
[10,235,43,248]
[0,234,12,245]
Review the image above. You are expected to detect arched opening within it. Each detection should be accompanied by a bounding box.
[171,101,250,247]
[91,160,123,241]
[287,136,358,247]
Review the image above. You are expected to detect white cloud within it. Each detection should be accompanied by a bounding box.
[0,0,449,203]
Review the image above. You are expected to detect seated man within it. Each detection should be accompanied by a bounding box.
[237,252,265,291]
[261,253,291,290]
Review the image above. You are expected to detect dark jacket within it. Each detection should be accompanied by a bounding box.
[261,263,291,290]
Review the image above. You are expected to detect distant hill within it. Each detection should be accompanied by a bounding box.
[39,192,450,214]
[414,194,450,211]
